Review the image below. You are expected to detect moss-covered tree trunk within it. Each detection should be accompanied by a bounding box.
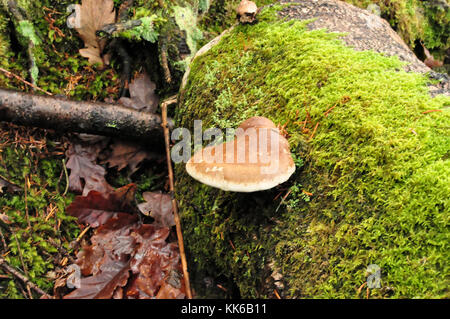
[174,3,449,298]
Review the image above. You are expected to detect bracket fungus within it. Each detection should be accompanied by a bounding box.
[186,117,295,192]
[236,0,258,24]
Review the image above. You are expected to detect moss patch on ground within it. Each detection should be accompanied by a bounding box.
[175,6,450,298]
[0,124,79,298]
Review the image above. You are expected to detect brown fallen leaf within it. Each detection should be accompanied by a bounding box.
[63,260,131,299]
[71,0,116,66]
[137,191,175,227]
[66,141,113,196]
[102,139,157,175]
[66,183,138,228]
[118,72,160,113]
[63,214,184,299]
[126,225,184,299]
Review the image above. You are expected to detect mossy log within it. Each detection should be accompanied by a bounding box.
[0,88,165,144]
[174,3,450,298]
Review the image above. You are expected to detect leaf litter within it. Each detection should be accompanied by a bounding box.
[63,195,184,299]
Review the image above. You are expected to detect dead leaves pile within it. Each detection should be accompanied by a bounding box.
[61,183,181,299]
[60,67,177,298]
[65,70,160,197]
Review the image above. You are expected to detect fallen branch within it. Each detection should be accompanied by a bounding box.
[5,0,41,86]
[0,257,52,298]
[161,96,192,299]
[0,88,165,144]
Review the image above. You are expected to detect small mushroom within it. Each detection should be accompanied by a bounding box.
[186,116,295,192]
[236,0,258,24]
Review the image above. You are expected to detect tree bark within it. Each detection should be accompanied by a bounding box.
[0,88,165,144]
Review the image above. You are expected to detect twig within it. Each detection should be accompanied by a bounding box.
[275,188,292,212]
[24,175,31,229]
[274,289,282,299]
[229,239,236,251]
[422,109,442,114]
[62,158,69,196]
[98,20,142,36]
[308,122,319,141]
[0,256,51,298]
[357,282,366,295]
[0,67,52,96]
[13,235,32,298]
[160,42,172,84]
[76,226,91,243]
[5,0,41,87]
[323,104,336,117]
[161,96,192,299]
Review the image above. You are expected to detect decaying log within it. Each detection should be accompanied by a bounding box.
[0,88,165,144]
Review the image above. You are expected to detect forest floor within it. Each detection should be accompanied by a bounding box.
[0,0,448,299]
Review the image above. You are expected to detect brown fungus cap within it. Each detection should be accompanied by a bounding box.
[237,0,258,16]
[186,117,295,192]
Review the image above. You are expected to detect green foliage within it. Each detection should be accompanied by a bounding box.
[17,20,41,45]
[176,7,450,298]
[117,10,166,43]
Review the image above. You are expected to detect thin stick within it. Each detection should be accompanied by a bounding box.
[274,289,282,299]
[357,281,366,295]
[24,175,31,229]
[161,97,193,299]
[76,226,91,243]
[422,109,442,114]
[0,257,51,298]
[308,122,319,141]
[62,158,69,196]
[13,235,32,298]
[0,67,52,96]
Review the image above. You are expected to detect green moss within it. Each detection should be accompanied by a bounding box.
[17,20,41,45]
[0,126,80,298]
[175,8,450,298]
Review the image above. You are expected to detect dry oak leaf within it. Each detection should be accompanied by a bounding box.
[66,183,138,228]
[72,0,116,66]
[118,72,160,113]
[103,139,157,175]
[63,260,131,299]
[137,191,175,227]
[75,213,139,277]
[125,225,184,299]
[65,142,114,196]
